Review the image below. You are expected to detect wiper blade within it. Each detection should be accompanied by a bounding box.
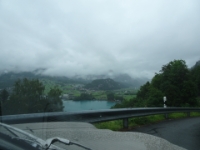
[0,123,92,150]
[4,124,19,137]
[44,137,92,150]
[0,122,46,147]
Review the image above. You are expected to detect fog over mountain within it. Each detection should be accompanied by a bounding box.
[0,70,148,89]
[1,1,200,79]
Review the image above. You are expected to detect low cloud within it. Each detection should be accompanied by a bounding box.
[0,0,200,78]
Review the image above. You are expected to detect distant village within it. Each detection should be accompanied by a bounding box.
[61,84,137,101]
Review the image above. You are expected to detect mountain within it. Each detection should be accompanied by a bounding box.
[194,60,200,67]
[84,78,122,90]
[0,72,37,89]
[77,73,148,88]
[190,60,200,70]
[0,71,88,89]
[113,74,148,88]
[0,71,148,89]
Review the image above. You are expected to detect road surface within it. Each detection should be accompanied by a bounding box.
[132,117,200,150]
[12,122,185,150]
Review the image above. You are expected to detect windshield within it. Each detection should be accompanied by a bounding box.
[0,0,200,150]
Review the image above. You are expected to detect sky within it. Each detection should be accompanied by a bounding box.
[0,0,200,79]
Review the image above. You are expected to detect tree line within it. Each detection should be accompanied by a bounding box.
[0,78,64,115]
[114,60,200,108]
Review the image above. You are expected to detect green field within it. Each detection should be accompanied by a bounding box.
[40,79,138,100]
[41,79,81,96]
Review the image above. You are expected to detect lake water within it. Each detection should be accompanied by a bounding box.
[63,100,116,112]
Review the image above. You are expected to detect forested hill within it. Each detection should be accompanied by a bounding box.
[0,72,88,89]
[84,78,122,90]
[193,60,200,68]
[113,59,200,108]
[0,72,37,88]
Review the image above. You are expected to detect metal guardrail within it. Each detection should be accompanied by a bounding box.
[1,107,200,128]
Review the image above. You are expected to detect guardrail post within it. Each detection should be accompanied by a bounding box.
[123,118,128,129]
[187,112,190,117]
[165,114,168,119]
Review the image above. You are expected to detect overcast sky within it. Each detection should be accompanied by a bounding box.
[0,0,200,78]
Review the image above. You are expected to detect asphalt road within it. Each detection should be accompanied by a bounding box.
[132,117,200,150]
[13,122,185,150]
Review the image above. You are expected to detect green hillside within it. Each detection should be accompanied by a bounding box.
[84,78,122,90]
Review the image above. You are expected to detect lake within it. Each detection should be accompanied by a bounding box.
[63,100,116,112]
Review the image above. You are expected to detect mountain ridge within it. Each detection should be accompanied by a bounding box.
[0,71,148,89]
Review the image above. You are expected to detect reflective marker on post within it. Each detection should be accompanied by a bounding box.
[163,96,167,108]
[163,96,168,119]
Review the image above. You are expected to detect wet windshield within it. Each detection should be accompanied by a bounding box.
[0,1,200,150]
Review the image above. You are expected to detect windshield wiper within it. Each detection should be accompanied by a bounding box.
[0,122,92,150]
[44,137,92,150]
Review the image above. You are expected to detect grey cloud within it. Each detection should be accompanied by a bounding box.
[0,0,200,79]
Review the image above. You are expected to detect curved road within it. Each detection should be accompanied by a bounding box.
[132,117,200,150]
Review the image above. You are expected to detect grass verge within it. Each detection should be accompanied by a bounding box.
[94,112,200,131]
